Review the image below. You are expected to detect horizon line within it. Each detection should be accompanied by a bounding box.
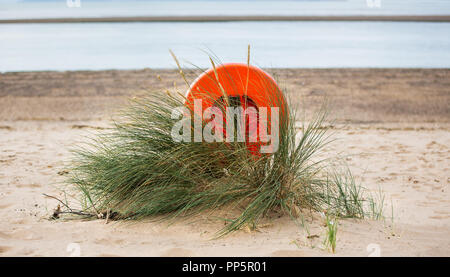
[1,15,450,23]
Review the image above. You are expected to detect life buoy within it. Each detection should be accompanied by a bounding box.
[185,63,287,155]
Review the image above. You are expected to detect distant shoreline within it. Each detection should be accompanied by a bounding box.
[1,15,450,24]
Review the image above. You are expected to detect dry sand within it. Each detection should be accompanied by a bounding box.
[0,69,449,256]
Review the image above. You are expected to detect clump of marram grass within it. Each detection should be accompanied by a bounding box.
[66,85,380,237]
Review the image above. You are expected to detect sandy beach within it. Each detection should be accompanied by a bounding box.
[0,68,449,256]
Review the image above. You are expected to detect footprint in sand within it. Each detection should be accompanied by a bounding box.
[0,246,12,254]
[161,248,195,257]
[94,237,125,246]
[429,215,450,220]
[0,203,13,209]
[378,145,390,151]
[16,184,41,188]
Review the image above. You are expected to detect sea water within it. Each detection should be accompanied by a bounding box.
[1,21,449,71]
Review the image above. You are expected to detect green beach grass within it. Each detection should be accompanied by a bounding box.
[62,55,383,238]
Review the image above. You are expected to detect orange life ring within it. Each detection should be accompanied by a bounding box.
[185,63,287,155]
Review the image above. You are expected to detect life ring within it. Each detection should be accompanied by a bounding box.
[185,63,287,155]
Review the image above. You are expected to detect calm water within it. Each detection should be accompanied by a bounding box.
[1,1,450,71]
[1,0,450,19]
[1,21,449,71]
